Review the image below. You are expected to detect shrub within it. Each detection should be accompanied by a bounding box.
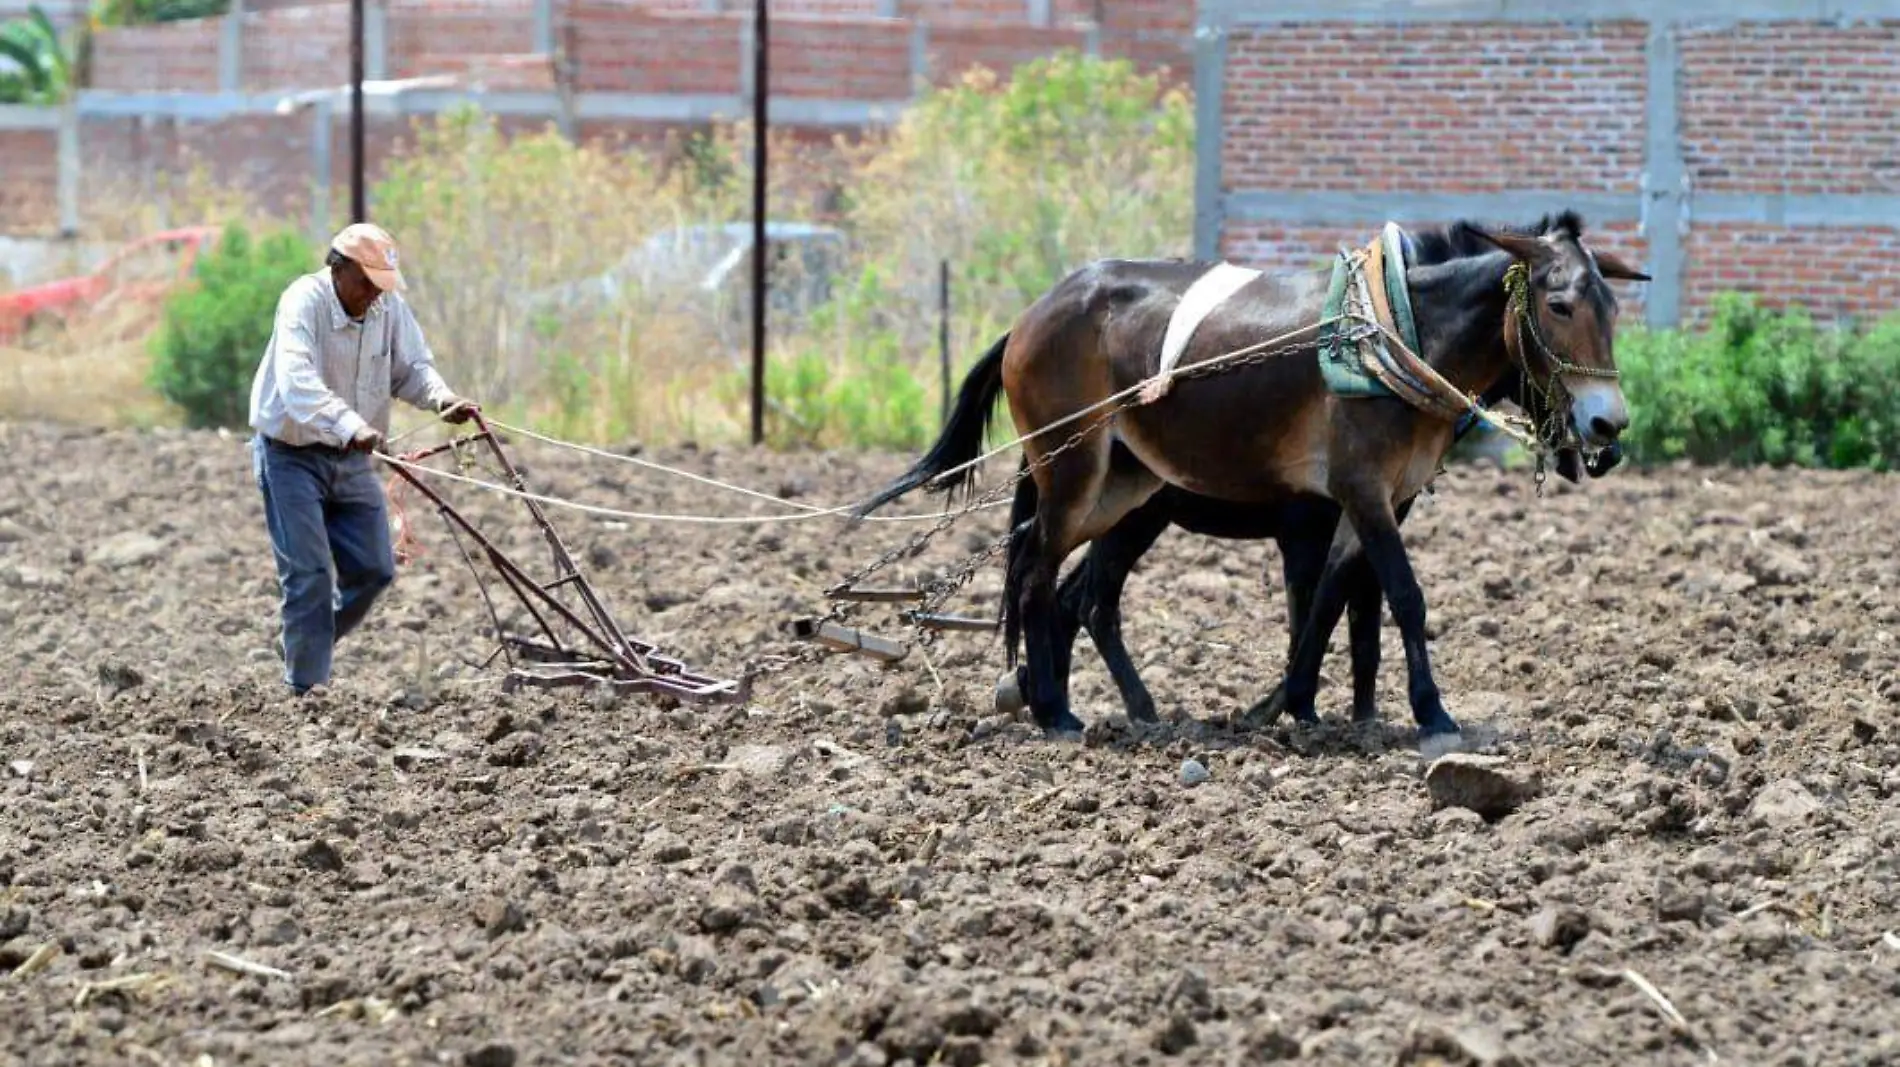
[758,51,1194,449]
[1617,294,1900,471]
[0,5,71,104]
[149,223,315,429]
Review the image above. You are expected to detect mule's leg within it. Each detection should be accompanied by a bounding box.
[1062,497,1173,722]
[1332,488,1458,737]
[1343,554,1383,722]
[1017,441,1161,736]
[1240,525,1328,726]
[1341,495,1419,723]
[1279,521,1363,726]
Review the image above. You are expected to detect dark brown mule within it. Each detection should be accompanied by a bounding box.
[1019,219,1628,729]
[857,212,1647,738]
[1033,364,1622,729]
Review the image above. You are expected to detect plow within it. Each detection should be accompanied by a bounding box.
[378,412,749,706]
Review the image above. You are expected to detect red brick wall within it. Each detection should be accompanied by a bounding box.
[1222,21,1648,195]
[1214,17,1900,322]
[0,130,58,234]
[389,0,540,81]
[772,17,913,98]
[1683,225,1900,326]
[88,22,222,92]
[927,24,1088,83]
[242,5,351,92]
[1678,22,1900,196]
[566,8,743,93]
[897,0,1027,26]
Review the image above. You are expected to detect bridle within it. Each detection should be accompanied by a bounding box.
[1501,260,1621,487]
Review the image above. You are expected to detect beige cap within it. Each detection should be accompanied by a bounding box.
[330,222,406,291]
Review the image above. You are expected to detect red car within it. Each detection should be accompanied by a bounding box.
[0,226,219,344]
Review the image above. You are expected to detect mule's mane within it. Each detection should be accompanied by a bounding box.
[1402,211,1590,267]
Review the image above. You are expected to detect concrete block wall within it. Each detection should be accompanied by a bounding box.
[1199,0,1900,326]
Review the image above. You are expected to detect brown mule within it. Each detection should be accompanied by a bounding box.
[857,213,1648,738]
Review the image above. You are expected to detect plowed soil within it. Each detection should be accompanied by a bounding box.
[3,419,1898,1067]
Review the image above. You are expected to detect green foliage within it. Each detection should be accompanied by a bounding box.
[149,224,315,429]
[760,51,1192,449]
[0,5,71,104]
[755,265,931,451]
[1617,293,1900,470]
[89,0,225,27]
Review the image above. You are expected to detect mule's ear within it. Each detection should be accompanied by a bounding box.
[1590,248,1651,282]
[1466,225,1553,265]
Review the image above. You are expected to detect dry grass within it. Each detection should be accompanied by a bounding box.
[0,299,178,428]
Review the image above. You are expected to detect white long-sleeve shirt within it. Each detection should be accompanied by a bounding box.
[248,269,456,448]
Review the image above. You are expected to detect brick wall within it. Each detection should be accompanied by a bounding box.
[389,0,541,81]
[773,17,914,98]
[242,6,352,92]
[1678,22,1900,197]
[1683,225,1900,326]
[0,130,58,233]
[928,25,1088,83]
[1213,8,1900,325]
[89,21,223,92]
[1222,21,1647,195]
[567,8,743,94]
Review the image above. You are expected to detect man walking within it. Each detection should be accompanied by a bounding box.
[248,223,478,696]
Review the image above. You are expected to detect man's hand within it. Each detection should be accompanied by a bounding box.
[348,426,385,454]
[437,395,481,425]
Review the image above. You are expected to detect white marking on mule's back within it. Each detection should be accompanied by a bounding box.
[1139,262,1262,404]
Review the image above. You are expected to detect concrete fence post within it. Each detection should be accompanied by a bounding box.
[908,21,929,94]
[310,99,334,245]
[533,0,554,55]
[1642,18,1686,329]
[365,1,389,81]
[219,0,244,92]
[57,99,79,236]
[1190,21,1227,262]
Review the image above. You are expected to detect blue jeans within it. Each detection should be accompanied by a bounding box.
[252,435,396,693]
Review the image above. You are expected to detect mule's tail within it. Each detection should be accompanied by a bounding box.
[1000,458,1037,668]
[849,331,1010,523]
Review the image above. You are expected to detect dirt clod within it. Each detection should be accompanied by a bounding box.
[1,429,1895,1066]
[1424,754,1539,820]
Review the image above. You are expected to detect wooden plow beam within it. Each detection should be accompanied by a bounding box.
[380,413,747,706]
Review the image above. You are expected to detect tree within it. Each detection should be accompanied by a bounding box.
[0,5,71,105]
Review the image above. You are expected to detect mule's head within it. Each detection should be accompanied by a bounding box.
[1469,212,1649,452]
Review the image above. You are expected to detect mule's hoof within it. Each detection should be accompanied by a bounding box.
[993,671,1026,717]
[1127,696,1159,724]
[1417,730,1467,762]
[1238,687,1288,729]
[1040,709,1087,739]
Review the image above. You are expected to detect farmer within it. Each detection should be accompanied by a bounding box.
[247,222,478,696]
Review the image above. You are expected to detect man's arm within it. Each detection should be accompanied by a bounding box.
[388,298,458,413]
[274,280,368,447]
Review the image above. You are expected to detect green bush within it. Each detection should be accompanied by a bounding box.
[149,224,316,429]
[1618,293,1900,470]
[0,5,71,104]
[759,50,1193,449]
[89,0,226,27]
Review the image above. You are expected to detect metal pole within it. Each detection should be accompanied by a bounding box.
[350,0,366,222]
[748,0,768,446]
[939,258,951,427]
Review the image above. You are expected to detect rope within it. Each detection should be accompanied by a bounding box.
[914,314,1354,495]
[373,451,1009,526]
[482,418,851,517]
